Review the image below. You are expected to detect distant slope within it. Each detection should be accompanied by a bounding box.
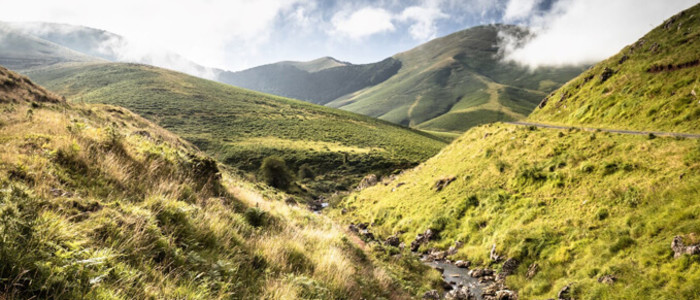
[7,22,219,79]
[25,62,445,195]
[0,64,438,299]
[279,56,350,72]
[529,4,700,133]
[218,57,401,105]
[0,23,99,70]
[335,123,700,299]
[331,25,585,132]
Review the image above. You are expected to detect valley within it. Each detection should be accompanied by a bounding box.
[1,1,699,299]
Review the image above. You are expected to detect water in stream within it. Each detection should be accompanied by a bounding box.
[424,259,485,299]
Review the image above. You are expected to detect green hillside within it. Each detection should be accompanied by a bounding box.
[23,62,446,197]
[0,65,441,299]
[330,25,584,133]
[334,123,700,299]
[332,6,700,299]
[0,24,99,70]
[218,57,401,105]
[529,4,700,133]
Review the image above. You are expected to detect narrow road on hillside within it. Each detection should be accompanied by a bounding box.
[507,121,700,139]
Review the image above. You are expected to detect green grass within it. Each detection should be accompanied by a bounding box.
[333,123,700,299]
[328,25,585,133]
[0,65,442,299]
[530,3,700,134]
[23,62,446,197]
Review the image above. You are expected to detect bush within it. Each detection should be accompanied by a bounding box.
[260,156,294,189]
[244,207,267,227]
[297,164,315,179]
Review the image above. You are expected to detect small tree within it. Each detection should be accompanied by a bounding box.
[260,156,293,189]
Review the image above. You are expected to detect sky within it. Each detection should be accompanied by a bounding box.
[0,0,697,72]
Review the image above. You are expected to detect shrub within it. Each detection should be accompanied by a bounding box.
[297,164,315,179]
[244,207,267,227]
[260,156,294,189]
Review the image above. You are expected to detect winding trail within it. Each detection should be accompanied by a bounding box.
[507,121,700,139]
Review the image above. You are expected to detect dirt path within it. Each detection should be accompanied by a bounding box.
[507,121,700,139]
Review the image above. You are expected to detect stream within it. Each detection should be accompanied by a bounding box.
[423,258,486,299]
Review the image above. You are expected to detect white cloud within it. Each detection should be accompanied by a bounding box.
[331,7,395,39]
[398,1,448,41]
[499,0,698,69]
[0,0,307,70]
[502,0,542,22]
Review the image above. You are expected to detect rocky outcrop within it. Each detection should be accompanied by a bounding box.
[526,263,539,279]
[598,274,616,285]
[500,258,519,276]
[356,174,378,190]
[411,229,435,251]
[600,67,615,83]
[434,176,456,191]
[557,284,572,300]
[422,290,440,299]
[385,235,401,247]
[671,235,700,258]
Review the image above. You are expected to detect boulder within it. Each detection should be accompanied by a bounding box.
[672,235,700,258]
[495,290,518,300]
[501,258,519,276]
[385,235,401,247]
[359,229,374,241]
[410,229,436,252]
[434,176,456,191]
[445,286,474,300]
[448,241,463,255]
[557,284,572,300]
[469,268,494,278]
[422,290,440,299]
[455,260,470,268]
[356,174,378,191]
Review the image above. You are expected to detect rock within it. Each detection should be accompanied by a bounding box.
[672,235,700,258]
[348,223,359,233]
[495,290,518,300]
[445,286,474,300]
[501,258,519,276]
[385,235,401,247]
[455,260,470,268]
[538,97,549,109]
[469,268,494,278]
[434,176,456,191]
[598,274,616,285]
[427,249,447,261]
[479,276,495,284]
[356,174,378,191]
[435,266,445,272]
[442,280,453,290]
[618,55,629,65]
[490,244,503,262]
[557,284,572,300]
[600,67,614,83]
[526,263,539,279]
[359,229,374,241]
[411,229,435,252]
[399,242,406,250]
[448,241,463,255]
[357,222,369,230]
[422,290,440,299]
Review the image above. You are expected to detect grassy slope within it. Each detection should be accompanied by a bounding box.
[218,58,402,105]
[329,25,585,133]
[23,62,446,196]
[0,65,442,299]
[334,123,700,299]
[529,4,700,133]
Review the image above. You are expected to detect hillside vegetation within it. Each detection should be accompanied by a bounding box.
[529,4,700,133]
[23,62,446,197]
[333,6,700,299]
[328,25,584,133]
[0,65,441,299]
[218,57,402,105]
[335,123,700,299]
